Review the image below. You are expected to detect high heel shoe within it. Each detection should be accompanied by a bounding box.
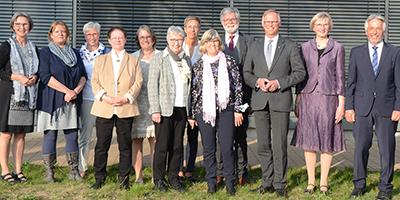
[304,184,315,193]
[320,185,329,195]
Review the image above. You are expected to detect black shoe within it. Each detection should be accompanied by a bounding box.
[187,176,197,183]
[376,191,391,200]
[320,185,329,195]
[249,186,274,194]
[178,176,185,184]
[350,187,364,198]
[276,189,288,197]
[120,181,130,191]
[90,181,103,189]
[227,186,236,196]
[304,184,315,194]
[207,185,216,194]
[154,180,168,192]
[171,182,186,193]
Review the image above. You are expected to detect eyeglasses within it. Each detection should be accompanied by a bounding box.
[139,36,151,41]
[85,33,99,38]
[263,21,279,25]
[223,18,237,23]
[169,39,184,44]
[207,39,220,44]
[110,37,125,41]
[315,23,329,28]
[14,23,29,27]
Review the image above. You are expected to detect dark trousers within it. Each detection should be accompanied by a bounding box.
[42,129,79,155]
[216,110,249,178]
[254,103,289,189]
[196,108,235,188]
[179,125,199,173]
[93,115,133,182]
[153,107,186,185]
[353,104,397,191]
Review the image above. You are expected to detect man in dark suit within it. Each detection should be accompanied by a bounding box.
[215,7,254,187]
[244,9,305,197]
[345,14,400,200]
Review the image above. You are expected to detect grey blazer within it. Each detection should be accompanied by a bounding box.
[148,49,192,117]
[243,35,306,112]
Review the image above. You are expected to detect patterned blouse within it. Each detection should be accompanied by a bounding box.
[189,54,243,120]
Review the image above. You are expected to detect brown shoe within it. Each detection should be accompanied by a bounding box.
[216,176,224,187]
[238,177,251,186]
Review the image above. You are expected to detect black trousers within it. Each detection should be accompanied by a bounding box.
[93,115,133,182]
[153,107,187,185]
[179,124,199,173]
[196,108,235,188]
[216,109,249,178]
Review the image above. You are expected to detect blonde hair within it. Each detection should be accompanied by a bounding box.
[310,12,332,30]
[47,20,70,44]
[199,29,225,54]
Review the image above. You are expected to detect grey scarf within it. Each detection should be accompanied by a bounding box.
[167,46,186,67]
[8,36,38,109]
[48,41,77,67]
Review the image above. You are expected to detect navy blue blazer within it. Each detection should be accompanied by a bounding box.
[345,42,400,117]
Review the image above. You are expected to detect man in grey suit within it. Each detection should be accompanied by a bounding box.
[244,9,305,197]
[345,14,400,200]
[216,7,254,187]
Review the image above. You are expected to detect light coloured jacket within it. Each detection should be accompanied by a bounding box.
[148,49,192,117]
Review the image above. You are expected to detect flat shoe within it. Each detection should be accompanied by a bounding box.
[320,185,329,195]
[12,172,27,183]
[304,184,315,193]
[1,173,16,184]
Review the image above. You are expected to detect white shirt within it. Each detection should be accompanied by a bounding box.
[183,40,202,64]
[264,34,279,66]
[368,41,383,67]
[95,49,134,115]
[163,50,188,107]
[225,30,239,48]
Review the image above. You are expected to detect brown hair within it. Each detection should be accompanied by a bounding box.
[47,20,70,44]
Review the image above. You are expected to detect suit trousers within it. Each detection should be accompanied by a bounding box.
[216,109,249,178]
[79,100,96,172]
[196,108,236,188]
[353,103,397,192]
[153,107,186,185]
[93,115,133,182]
[254,103,289,189]
[179,125,199,173]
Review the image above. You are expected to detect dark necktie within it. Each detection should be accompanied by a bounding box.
[229,35,235,52]
[372,46,378,76]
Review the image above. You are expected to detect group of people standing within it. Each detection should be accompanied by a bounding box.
[0,6,399,200]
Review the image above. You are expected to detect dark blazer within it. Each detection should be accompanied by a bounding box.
[297,37,345,96]
[223,32,254,104]
[243,35,306,112]
[345,42,400,117]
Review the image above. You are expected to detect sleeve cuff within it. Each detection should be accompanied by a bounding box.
[276,80,281,89]
[124,93,134,104]
[95,89,106,101]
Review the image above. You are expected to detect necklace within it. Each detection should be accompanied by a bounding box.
[316,38,328,49]
[141,49,155,60]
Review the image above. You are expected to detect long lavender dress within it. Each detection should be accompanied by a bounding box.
[290,38,346,152]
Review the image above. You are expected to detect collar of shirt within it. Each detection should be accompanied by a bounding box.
[264,34,279,61]
[183,39,201,64]
[111,49,125,62]
[225,30,239,47]
[368,41,383,65]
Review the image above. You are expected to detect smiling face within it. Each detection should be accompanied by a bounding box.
[184,19,201,40]
[51,24,67,47]
[138,29,154,51]
[85,28,100,47]
[13,16,30,39]
[108,29,126,51]
[221,12,240,35]
[313,18,330,38]
[366,18,384,46]
[205,37,220,57]
[167,33,184,54]
[262,12,281,39]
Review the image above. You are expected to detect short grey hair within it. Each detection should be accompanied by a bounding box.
[83,21,101,35]
[364,14,386,33]
[167,26,185,40]
[220,7,240,22]
[262,9,281,24]
[10,12,34,32]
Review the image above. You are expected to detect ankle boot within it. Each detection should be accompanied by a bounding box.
[43,153,57,183]
[66,152,83,181]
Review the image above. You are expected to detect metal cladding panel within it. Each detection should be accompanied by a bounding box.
[77,0,229,53]
[0,0,73,49]
[388,1,400,47]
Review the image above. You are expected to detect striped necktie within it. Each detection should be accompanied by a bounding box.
[372,46,378,76]
[266,39,273,70]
